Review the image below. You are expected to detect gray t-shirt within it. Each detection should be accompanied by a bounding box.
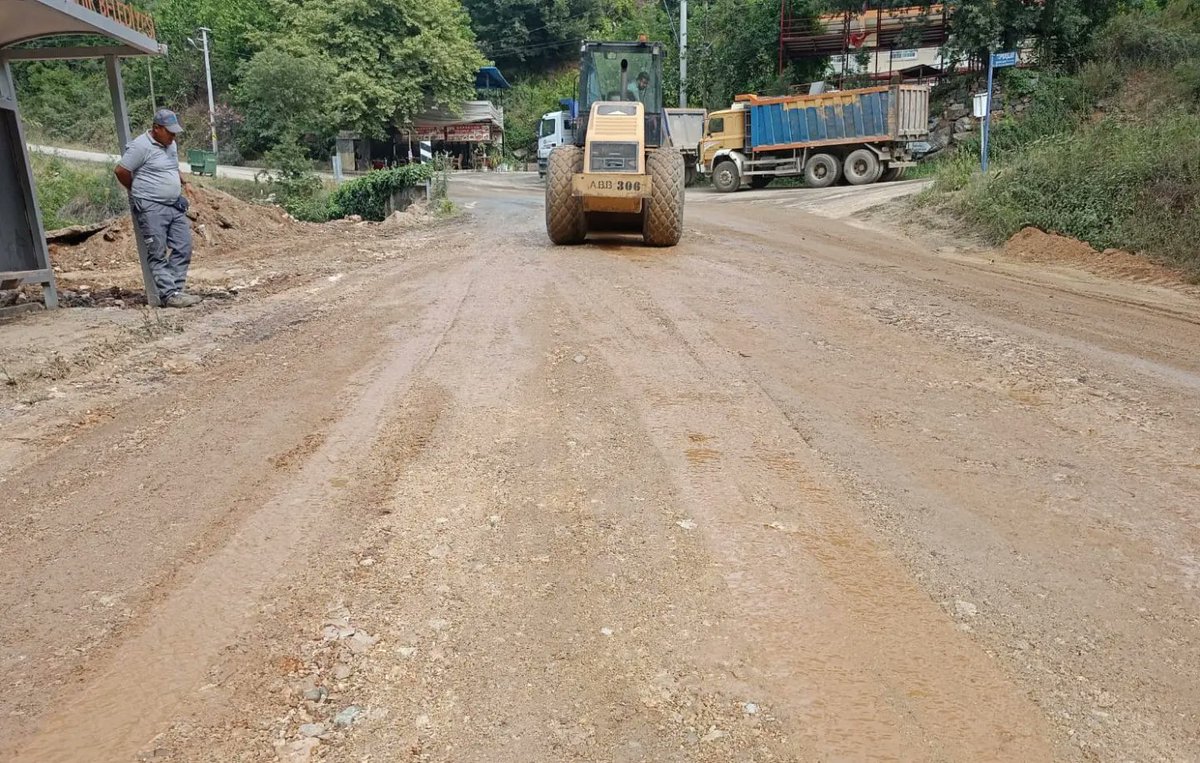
[118,132,181,204]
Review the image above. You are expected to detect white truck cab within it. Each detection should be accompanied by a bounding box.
[537,109,576,177]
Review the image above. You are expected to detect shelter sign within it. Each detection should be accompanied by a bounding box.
[70,0,157,39]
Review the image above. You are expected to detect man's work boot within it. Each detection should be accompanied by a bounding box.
[163,292,202,308]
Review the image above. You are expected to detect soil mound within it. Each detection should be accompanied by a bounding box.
[48,185,297,275]
[1003,227,1186,286]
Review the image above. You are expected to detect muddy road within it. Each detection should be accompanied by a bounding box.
[1,175,1198,762]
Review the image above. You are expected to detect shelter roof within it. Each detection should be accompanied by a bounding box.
[1,0,162,57]
[475,66,510,91]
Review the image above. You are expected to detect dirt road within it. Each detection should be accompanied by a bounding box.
[2,174,1198,762]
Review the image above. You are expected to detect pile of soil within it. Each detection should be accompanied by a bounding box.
[379,200,436,231]
[48,185,297,275]
[1003,227,1185,286]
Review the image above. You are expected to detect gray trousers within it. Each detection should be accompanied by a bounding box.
[131,198,193,299]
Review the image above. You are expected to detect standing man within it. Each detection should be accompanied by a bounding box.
[114,109,201,308]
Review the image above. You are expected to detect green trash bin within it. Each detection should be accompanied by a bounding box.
[187,148,217,176]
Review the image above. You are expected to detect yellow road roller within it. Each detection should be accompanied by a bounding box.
[545,39,685,247]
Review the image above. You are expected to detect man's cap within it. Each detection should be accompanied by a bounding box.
[154,108,183,134]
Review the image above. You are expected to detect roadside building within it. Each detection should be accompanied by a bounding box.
[336,66,511,173]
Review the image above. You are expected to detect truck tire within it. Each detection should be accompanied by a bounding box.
[881,166,906,182]
[712,160,741,193]
[643,148,685,247]
[685,163,699,187]
[804,153,840,188]
[750,175,774,190]
[545,146,586,245]
[844,149,880,185]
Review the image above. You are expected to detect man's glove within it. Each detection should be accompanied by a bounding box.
[174,195,190,213]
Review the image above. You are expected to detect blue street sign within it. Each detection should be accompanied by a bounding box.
[991,51,1019,68]
[981,51,1018,173]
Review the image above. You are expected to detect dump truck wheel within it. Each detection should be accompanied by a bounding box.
[881,166,906,182]
[643,149,685,247]
[844,149,880,185]
[804,153,840,188]
[712,160,741,193]
[545,146,586,245]
[684,163,699,187]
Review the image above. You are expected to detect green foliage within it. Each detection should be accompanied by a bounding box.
[276,0,486,138]
[146,0,280,103]
[944,0,1131,68]
[260,140,330,221]
[502,68,577,159]
[233,49,337,155]
[1091,3,1200,68]
[464,0,603,70]
[944,115,1200,277]
[13,61,117,148]
[921,0,1200,277]
[987,72,1090,154]
[12,0,486,158]
[327,164,436,221]
[692,0,824,109]
[30,155,128,230]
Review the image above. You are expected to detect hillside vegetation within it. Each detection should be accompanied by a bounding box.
[921,1,1200,278]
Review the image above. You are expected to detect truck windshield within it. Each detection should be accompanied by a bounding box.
[581,45,662,113]
[539,117,556,138]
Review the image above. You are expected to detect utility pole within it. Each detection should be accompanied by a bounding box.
[679,0,688,107]
[189,27,218,154]
[146,59,157,111]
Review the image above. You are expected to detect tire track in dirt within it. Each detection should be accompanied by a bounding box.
[548,249,1056,760]
[6,253,482,762]
[651,205,1200,759]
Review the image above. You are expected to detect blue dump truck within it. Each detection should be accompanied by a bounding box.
[698,84,930,192]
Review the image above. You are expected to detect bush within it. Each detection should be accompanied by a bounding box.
[13,61,118,149]
[947,114,1200,276]
[1078,58,1123,101]
[31,155,128,230]
[327,164,435,221]
[1093,8,1200,70]
[988,72,1090,156]
[233,50,336,157]
[260,140,331,221]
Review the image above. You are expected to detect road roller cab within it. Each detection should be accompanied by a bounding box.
[544,40,685,247]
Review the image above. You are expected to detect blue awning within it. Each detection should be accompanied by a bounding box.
[475,66,511,90]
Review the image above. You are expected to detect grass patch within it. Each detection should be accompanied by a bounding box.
[918,4,1200,279]
[30,154,127,230]
[936,114,1200,277]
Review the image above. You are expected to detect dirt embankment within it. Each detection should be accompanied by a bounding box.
[39,185,299,304]
[1003,226,1195,287]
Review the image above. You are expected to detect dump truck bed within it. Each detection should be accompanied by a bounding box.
[735,85,929,152]
[664,108,707,151]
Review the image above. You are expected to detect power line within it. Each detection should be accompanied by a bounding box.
[484,37,582,58]
[479,21,559,52]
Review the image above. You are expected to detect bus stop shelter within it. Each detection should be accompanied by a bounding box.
[1,0,164,310]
